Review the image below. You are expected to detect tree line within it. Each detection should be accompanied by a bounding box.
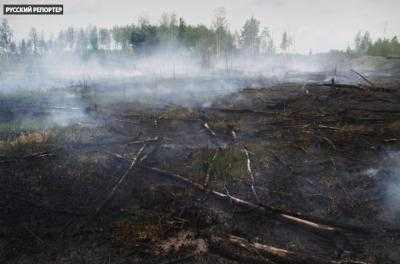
[0,9,300,62]
[349,31,400,57]
[2,15,399,61]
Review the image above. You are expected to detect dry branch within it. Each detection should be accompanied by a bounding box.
[203,122,216,136]
[95,145,146,213]
[350,69,375,87]
[242,147,260,203]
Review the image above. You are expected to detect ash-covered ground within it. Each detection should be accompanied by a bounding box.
[1,56,400,264]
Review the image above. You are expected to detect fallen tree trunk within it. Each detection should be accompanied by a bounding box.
[0,151,55,165]
[143,166,357,235]
[208,107,273,115]
[209,234,369,264]
[316,83,364,90]
[349,107,400,114]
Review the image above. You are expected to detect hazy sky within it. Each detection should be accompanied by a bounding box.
[1,0,399,53]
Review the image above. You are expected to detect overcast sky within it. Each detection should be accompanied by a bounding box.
[1,0,399,53]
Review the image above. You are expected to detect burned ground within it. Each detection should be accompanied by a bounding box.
[1,72,400,263]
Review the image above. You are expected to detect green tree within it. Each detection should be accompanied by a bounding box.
[89,26,99,50]
[38,32,47,54]
[178,18,186,43]
[99,28,111,50]
[76,28,88,53]
[354,31,362,52]
[360,31,372,53]
[260,27,275,55]
[19,39,28,55]
[280,31,289,52]
[213,7,229,58]
[29,27,39,55]
[0,19,13,53]
[111,26,132,50]
[354,31,371,54]
[240,17,260,56]
[158,12,177,44]
[66,27,75,50]
[390,36,400,55]
[57,30,67,50]
[130,23,159,54]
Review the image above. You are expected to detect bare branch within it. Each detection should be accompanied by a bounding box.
[95,145,146,213]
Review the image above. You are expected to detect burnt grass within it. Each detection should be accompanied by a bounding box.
[1,75,400,263]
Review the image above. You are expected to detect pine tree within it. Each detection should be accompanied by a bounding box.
[0,19,13,53]
[240,17,260,56]
[280,32,289,52]
[29,27,39,55]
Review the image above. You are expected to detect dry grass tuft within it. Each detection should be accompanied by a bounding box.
[0,131,52,156]
[159,106,198,121]
[112,214,163,250]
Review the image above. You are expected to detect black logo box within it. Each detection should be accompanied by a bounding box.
[3,4,63,15]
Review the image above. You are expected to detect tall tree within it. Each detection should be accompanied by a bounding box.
[280,31,289,52]
[360,31,372,54]
[29,27,39,55]
[260,27,275,55]
[178,18,186,43]
[240,17,260,56]
[169,13,178,42]
[38,32,47,54]
[158,12,178,44]
[66,27,75,50]
[57,30,67,50]
[0,19,13,53]
[89,26,99,50]
[390,36,400,55]
[213,7,229,58]
[354,31,371,54]
[19,39,28,55]
[354,31,362,52]
[76,28,88,52]
[99,28,111,50]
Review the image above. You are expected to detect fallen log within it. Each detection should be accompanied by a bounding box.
[209,234,369,264]
[66,137,159,152]
[143,166,358,234]
[146,166,398,236]
[349,107,400,114]
[316,83,364,90]
[208,107,273,115]
[0,151,55,165]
